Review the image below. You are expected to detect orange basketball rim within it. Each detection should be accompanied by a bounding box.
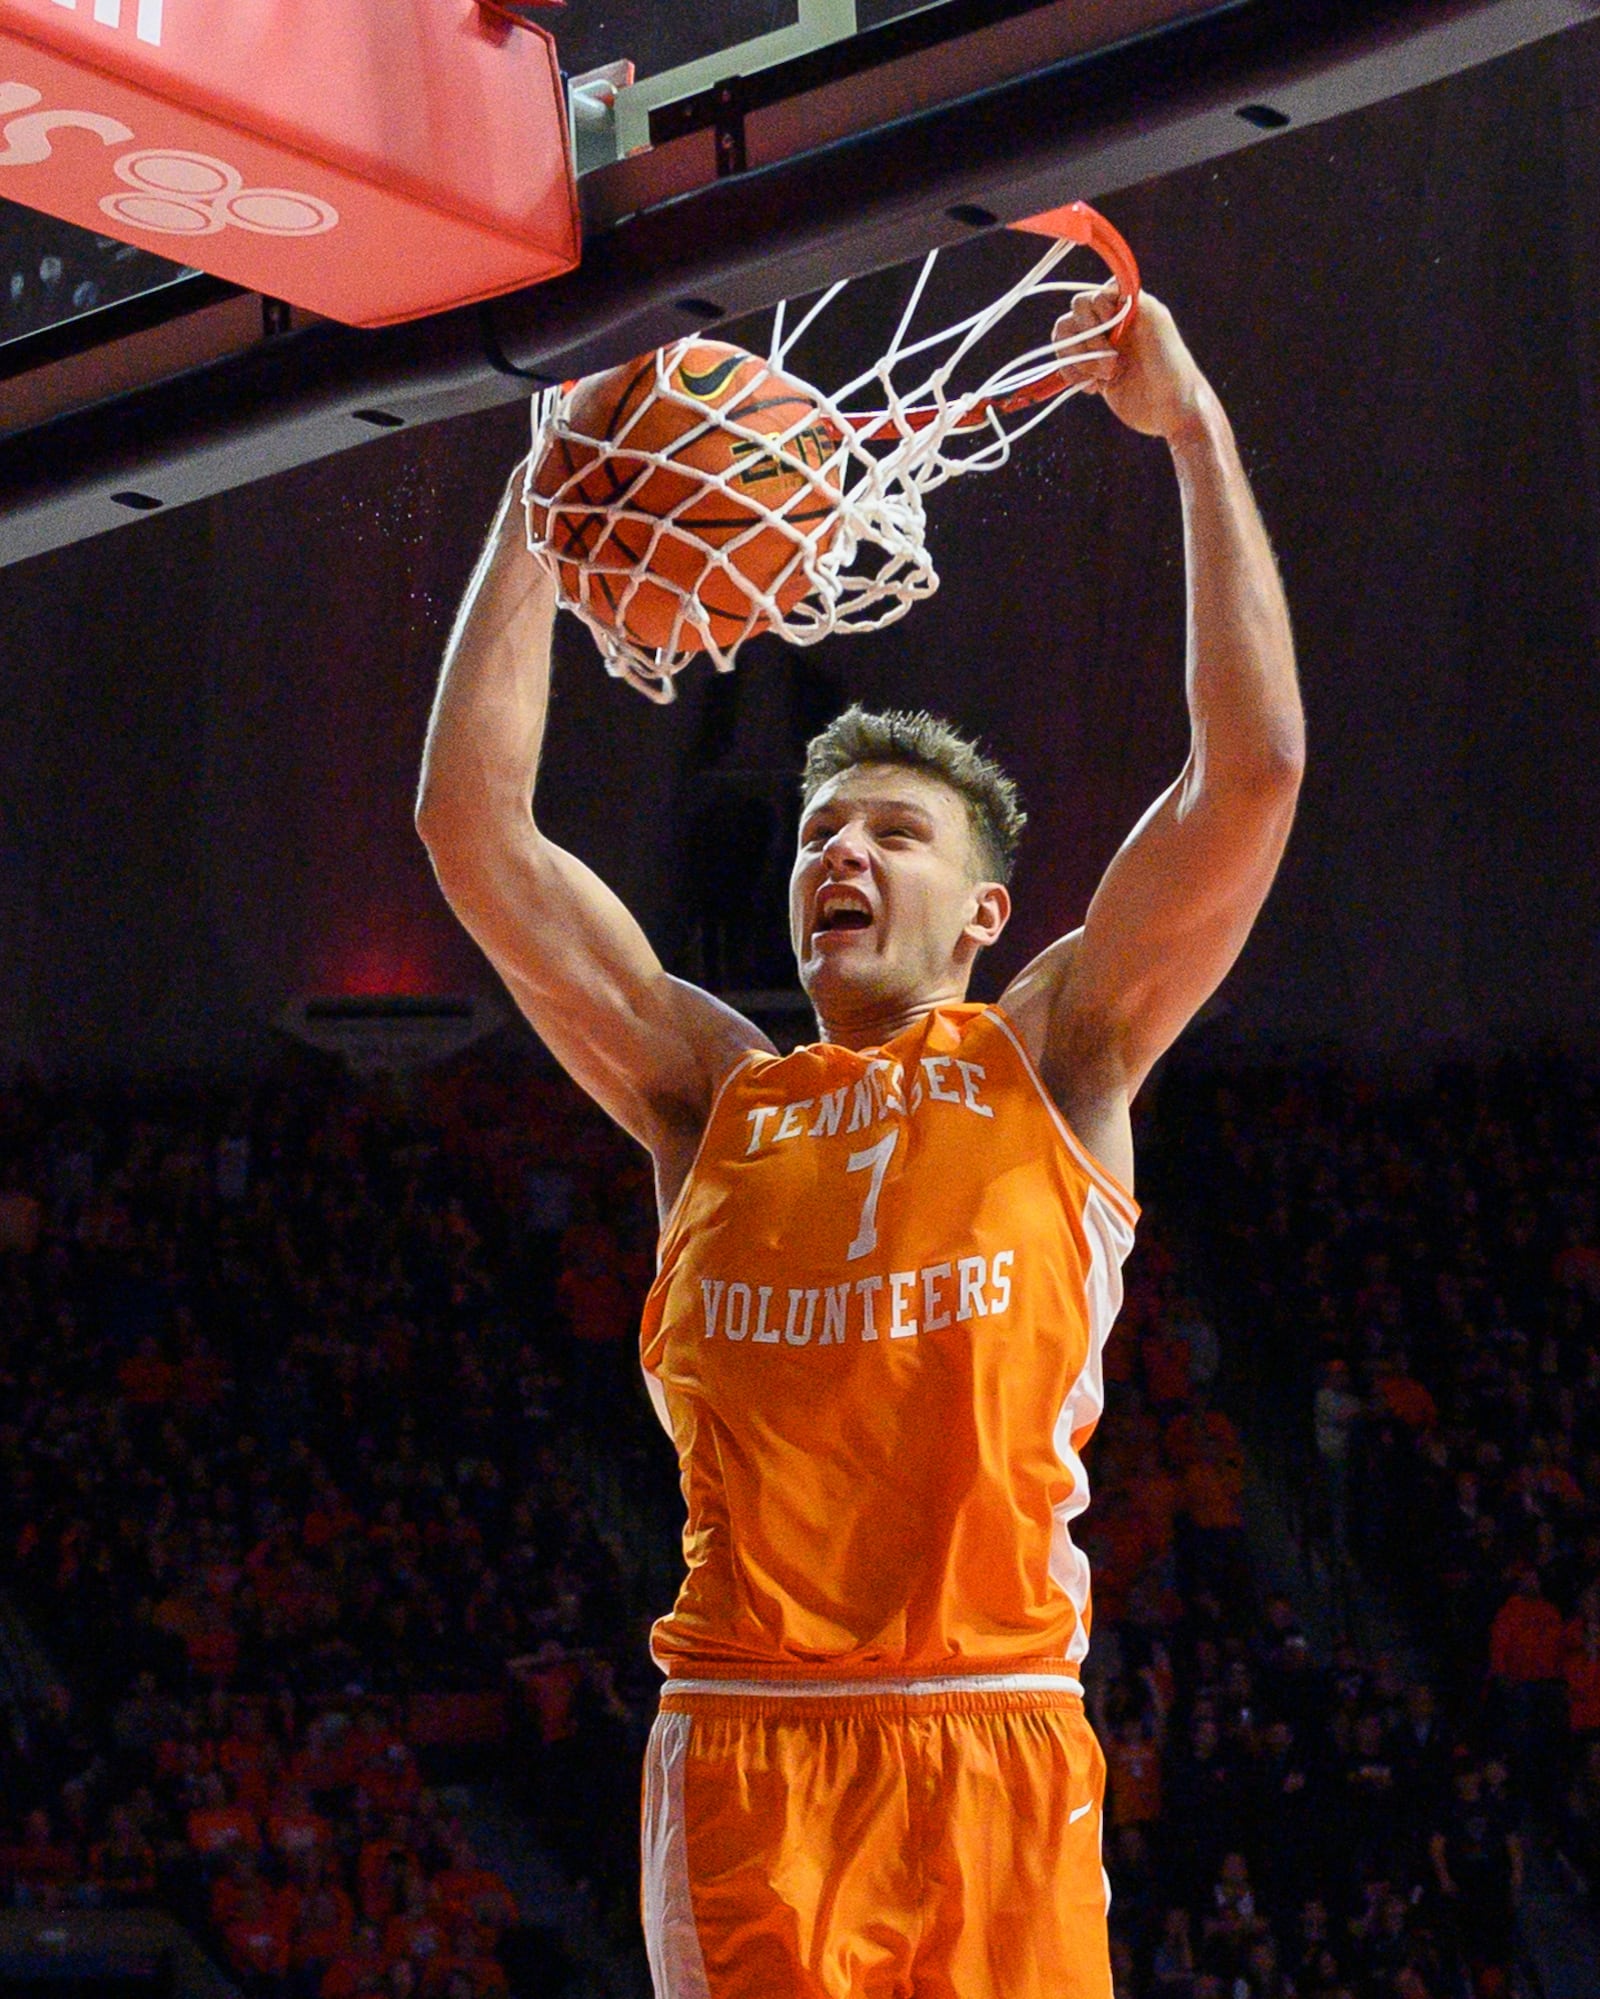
[524,200,1142,699]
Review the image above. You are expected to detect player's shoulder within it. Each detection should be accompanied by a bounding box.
[657,976,777,1088]
[644,980,776,1205]
[996,927,1086,1065]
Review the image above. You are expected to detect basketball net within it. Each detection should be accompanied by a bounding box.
[524,204,1139,700]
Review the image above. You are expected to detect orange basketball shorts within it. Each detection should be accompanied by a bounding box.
[642,1678,1110,1999]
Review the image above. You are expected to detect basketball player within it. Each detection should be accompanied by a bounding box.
[417,283,1301,1999]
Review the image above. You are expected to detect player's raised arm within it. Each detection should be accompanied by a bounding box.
[1002,289,1303,1162]
[415,464,772,1181]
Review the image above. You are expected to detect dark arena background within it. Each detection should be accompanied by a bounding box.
[2,4,1600,1997]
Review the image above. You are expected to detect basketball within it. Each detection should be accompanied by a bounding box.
[528,340,843,659]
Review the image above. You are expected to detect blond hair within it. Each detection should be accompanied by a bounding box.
[801,705,1027,883]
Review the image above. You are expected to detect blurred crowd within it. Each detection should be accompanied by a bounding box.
[1084,1248,1526,1999]
[1161,1050,1600,1941]
[0,1038,1595,1999]
[0,1043,669,1996]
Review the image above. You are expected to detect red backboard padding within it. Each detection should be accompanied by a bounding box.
[0,0,579,326]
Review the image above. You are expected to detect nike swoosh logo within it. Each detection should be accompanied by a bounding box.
[678,354,748,403]
[1069,1801,1095,1825]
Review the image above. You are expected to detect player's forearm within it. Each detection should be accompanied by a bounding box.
[415,473,557,843]
[1170,390,1304,799]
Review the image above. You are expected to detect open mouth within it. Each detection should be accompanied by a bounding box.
[813,890,873,936]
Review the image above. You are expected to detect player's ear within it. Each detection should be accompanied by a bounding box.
[964,881,1011,950]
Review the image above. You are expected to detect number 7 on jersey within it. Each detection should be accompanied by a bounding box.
[844,1130,899,1260]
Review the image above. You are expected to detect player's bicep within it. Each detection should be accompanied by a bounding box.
[426,822,770,1148]
[1075,758,1299,1082]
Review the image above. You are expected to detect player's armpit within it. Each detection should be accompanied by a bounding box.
[423,812,772,1161]
[1006,751,1299,1111]
[999,931,1132,1187]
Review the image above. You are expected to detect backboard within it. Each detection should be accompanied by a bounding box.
[4,0,1599,565]
[0,3,1179,357]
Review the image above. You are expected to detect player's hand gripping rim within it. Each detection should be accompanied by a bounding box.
[1054,286,1213,443]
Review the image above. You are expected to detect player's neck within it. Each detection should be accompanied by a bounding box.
[812,983,971,1051]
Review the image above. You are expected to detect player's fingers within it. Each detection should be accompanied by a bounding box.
[1053,306,1115,346]
[1054,286,1126,349]
[1071,279,1123,324]
[1051,307,1120,391]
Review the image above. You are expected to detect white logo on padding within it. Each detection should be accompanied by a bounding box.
[101,150,339,237]
[49,0,165,49]
[0,81,131,164]
[0,82,340,239]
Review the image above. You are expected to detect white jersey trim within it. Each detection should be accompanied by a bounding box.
[1049,1180,1134,1666]
[642,1710,713,1999]
[661,1672,1084,1699]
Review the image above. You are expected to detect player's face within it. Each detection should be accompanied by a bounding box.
[790,764,1009,1022]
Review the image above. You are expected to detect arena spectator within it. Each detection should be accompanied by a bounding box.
[1488,1565,1568,1809]
[1313,1358,1364,1558]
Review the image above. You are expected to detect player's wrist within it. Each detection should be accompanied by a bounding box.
[1160,380,1228,454]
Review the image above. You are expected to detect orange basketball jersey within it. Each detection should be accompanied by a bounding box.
[640,1003,1139,1682]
